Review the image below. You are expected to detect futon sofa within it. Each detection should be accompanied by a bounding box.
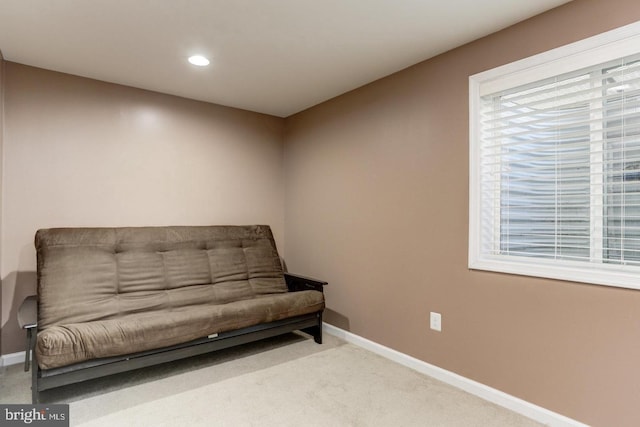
[29,225,325,403]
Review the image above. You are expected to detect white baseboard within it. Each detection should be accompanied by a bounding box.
[323,323,588,427]
[0,351,26,368]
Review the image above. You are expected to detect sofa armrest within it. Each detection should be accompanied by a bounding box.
[284,273,328,292]
[18,296,38,373]
[18,295,38,330]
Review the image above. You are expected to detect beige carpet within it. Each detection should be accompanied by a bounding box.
[1,333,542,426]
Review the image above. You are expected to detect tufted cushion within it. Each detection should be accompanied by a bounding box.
[35,225,288,330]
[36,290,324,369]
[33,225,324,370]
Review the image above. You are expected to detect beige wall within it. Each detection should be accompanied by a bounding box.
[2,1,640,424]
[0,63,285,354]
[284,1,640,426]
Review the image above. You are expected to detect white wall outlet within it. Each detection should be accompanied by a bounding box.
[430,312,442,332]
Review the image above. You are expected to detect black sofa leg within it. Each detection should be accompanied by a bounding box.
[30,331,39,404]
[32,361,39,404]
[302,312,323,344]
[313,326,323,344]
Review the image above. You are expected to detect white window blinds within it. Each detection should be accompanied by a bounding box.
[480,54,640,267]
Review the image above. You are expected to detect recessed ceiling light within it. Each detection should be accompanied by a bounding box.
[188,55,210,66]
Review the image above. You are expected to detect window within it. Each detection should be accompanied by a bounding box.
[469,21,640,289]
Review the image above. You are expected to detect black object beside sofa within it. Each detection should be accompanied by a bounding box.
[27,225,326,403]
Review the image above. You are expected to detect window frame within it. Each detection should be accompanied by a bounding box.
[469,20,640,290]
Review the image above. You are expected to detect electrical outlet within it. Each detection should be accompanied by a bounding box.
[430,312,442,332]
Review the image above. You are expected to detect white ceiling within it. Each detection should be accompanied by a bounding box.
[0,0,572,117]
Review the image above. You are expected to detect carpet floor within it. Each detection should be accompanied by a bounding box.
[0,333,543,426]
